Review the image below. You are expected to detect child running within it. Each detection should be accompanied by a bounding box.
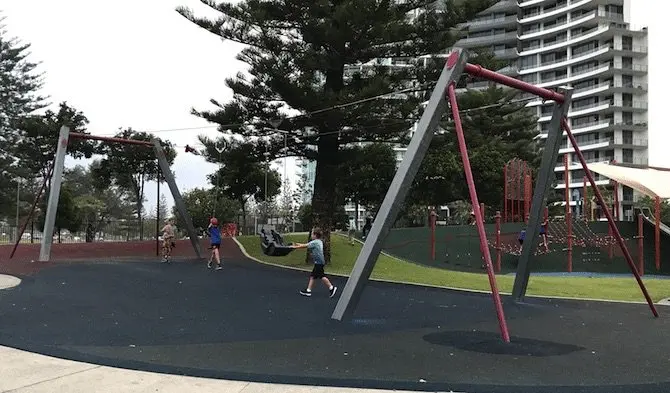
[292,227,337,298]
[161,218,175,264]
[206,217,223,270]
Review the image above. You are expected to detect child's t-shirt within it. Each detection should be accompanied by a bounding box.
[209,226,221,244]
[307,239,325,265]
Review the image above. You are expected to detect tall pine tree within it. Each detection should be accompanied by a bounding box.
[177,0,494,261]
[0,15,48,220]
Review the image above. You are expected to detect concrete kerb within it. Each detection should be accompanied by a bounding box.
[0,274,21,290]
[232,236,669,307]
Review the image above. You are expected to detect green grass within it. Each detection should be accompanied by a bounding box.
[236,233,670,303]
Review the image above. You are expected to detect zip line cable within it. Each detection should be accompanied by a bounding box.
[93,84,541,146]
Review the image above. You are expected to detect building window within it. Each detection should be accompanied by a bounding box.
[622,149,633,163]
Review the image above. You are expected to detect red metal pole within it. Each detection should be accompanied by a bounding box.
[464,63,565,103]
[638,213,644,276]
[430,210,436,261]
[655,196,661,271]
[70,132,154,146]
[567,211,573,273]
[562,118,658,317]
[448,83,510,343]
[495,211,501,273]
[480,203,486,222]
[503,164,508,223]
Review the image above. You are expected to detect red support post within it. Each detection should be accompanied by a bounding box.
[564,153,570,217]
[655,196,661,271]
[495,211,501,273]
[448,82,510,343]
[480,203,486,222]
[503,164,508,223]
[464,63,565,103]
[638,213,644,276]
[566,211,573,273]
[562,118,658,317]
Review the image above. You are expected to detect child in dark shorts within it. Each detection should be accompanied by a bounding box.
[206,217,223,270]
[292,227,337,298]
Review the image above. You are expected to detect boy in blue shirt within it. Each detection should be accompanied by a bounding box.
[292,227,337,298]
[206,217,223,270]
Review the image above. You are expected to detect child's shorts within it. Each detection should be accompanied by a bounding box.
[310,264,325,279]
[210,243,220,250]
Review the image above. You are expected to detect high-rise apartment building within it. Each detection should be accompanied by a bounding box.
[446,0,649,220]
[516,0,648,221]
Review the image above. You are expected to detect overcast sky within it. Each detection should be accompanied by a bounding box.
[1,0,666,214]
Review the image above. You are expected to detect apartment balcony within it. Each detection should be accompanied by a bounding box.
[519,25,608,56]
[537,101,611,122]
[604,100,648,113]
[519,0,551,8]
[554,157,609,172]
[537,63,610,89]
[520,45,611,75]
[559,139,611,154]
[459,15,518,32]
[518,0,592,24]
[605,62,648,76]
[456,31,518,48]
[609,136,648,148]
[554,177,610,189]
[519,9,600,41]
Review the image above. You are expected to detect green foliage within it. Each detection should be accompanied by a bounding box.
[297,203,349,232]
[177,0,495,261]
[173,187,241,233]
[36,184,82,236]
[636,196,670,224]
[0,18,48,219]
[410,84,540,212]
[93,129,176,239]
[14,102,96,181]
[62,163,135,242]
[199,137,282,225]
[340,143,397,212]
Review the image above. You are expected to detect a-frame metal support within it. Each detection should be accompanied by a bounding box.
[38,130,203,261]
[152,139,203,260]
[331,49,469,321]
[39,126,70,261]
[512,87,573,301]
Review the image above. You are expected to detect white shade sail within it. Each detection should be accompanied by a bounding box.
[587,162,670,199]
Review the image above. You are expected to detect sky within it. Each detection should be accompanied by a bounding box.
[1,0,667,214]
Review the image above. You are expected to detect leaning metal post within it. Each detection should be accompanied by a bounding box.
[447,82,510,343]
[39,126,71,262]
[152,139,203,260]
[562,120,659,317]
[331,49,469,321]
[512,88,572,301]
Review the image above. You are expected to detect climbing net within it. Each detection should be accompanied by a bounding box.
[490,218,625,257]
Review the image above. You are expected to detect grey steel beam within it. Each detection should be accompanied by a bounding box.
[331,49,469,321]
[39,126,70,262]
[512,87,573,301]
[152,139,203,259]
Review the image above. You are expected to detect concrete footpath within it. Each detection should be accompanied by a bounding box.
[0,345,462,393]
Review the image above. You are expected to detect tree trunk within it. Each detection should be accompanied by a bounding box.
[309,134,340,264]
[240,201,247,235]
[139,175,145,240]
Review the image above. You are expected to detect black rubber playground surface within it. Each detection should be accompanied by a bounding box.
[1,240,670,393]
